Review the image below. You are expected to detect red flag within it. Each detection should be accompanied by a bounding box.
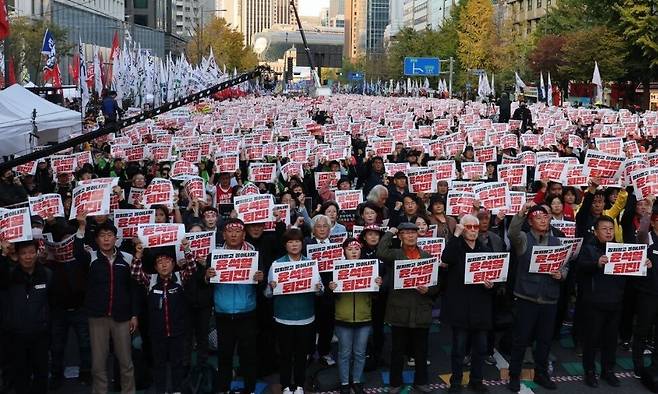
[107,31,119,85]
[86,61,94,89]
[0,0,9,40]
[7,56,15,85]
[52,64,61,88]
[70,52,79,84]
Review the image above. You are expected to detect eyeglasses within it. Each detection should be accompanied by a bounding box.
[464,224,479,230]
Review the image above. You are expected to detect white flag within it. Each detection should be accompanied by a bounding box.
[592,61,603,104]
[79,38,90,115]
[547,72,553,106]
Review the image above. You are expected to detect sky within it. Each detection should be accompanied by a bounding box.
[299,0,330,16]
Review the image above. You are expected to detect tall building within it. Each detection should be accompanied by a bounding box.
[507,0,557,36]
[328,0,345,27]
[219,0,297,46]
[344,0,389,60]
[173,0,203,36]
[400,0,457,32]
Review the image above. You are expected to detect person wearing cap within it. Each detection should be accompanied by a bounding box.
[266,228,324,394]
[205,218,264,394]
[0,240,53,394]
[576,215,649,387]
[131,239,196,394]
[376,221,438,394]
[387,172,409,214]
[328,238,383,394]
[507,202,568,392]
[441,214,494,393]
[73,212,139,394]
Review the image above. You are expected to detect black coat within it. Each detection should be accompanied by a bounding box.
[576,238,626,306]
[440,236,494,330]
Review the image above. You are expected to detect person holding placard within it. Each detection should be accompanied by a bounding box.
[576,216,646,387]
[376,222,437,394]
[328,238,383,394]
[266,229,323,394]
[441,215,494,393]
[507,203,566,392]
[204,218,263,394]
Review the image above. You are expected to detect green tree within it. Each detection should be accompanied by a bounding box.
[457,0,497,70]
[186,17,258,71]
[617,1,658,69]
[3,17,73,83]
[558,27,627,82]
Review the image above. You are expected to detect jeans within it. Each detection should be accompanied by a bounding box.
[633,293,658,371]
[335,325,371,385]
[390,326,429,387]
[50,308,91,377]
[152,335,185,394]
[583,303,621,374]
[509,298,557,378]
[451,327,487,385]
[215,312,258,393]
[277,323,313,389]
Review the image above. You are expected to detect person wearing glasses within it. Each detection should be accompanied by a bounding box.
[441,214,494,393]
[506,202,568,392]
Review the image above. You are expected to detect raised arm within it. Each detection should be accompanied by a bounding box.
[130,241,149,288]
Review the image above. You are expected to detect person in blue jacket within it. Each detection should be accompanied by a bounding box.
[266,228,323,394]
[205,218,264,394]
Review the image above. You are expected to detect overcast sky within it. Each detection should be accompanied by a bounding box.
[299,0,330,16]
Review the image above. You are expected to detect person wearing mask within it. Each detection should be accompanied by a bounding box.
[305,214,337,366]
[74,212,139,394]
[0,240,52,394]
[204,218,264,394]
[577,216,647,387]
[441,215,494,393]
[507,203,568,392]
[131,241,196,394]
[328,238,383,394]
[377,222,438,394]
[266,229,323,394]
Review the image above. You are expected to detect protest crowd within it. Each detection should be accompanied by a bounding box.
[3,93,658,394]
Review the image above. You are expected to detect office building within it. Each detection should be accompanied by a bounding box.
[506,0,557,36]
[344,0,389,59]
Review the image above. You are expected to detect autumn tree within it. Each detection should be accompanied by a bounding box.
[457,0,497,70]
[186,17,258,71]
[558,27,627,82]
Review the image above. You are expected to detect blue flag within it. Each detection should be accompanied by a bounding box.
[42,29,57,71]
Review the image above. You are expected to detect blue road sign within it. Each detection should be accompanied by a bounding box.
[403,57,441,76]
[348,71,364,81]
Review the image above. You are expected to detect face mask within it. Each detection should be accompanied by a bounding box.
[32,227,43,239]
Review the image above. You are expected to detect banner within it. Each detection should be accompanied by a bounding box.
[51,155,76,175]
[416,237,445,260]
[584,150,625,180]
[384,163,410,178]
[563,164,588,187]
[272,260,321,295]
[280,162,304,182]
[209,249,259,284]
[149,144,174,162]
[552,220,576,238]
[45,234,75,263]
[314,172,340,190]
[176,231,215,262]
[113,209,155,239]
[234,194,274,224]
[428,160,456,183]
[497,164,526,187]
[507,191,527,215]
[335,190,363,211]
[143,178,174,208]
[329,231,348,244]
[534,159,569,183]
[464,252,510,284]
[407,167,436,193]
[70,183,112,219]
[15,161,38,176]
[630,167,658,201]
[307,242,344,272]
[474,146,497,163]
[393,258,438,289]
[605,243,647,276]
[183,176,206,202]
[472,182,509,213]
[332,259,379,292]
[595,137,624,156]
[248,163,277,183]
[0,208,32,242]
[137,223,185,247]
[446,190,476,216]
[529,245,571,273]
[214,153,239,173]
[29,193,64,218]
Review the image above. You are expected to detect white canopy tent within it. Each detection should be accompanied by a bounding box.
[0,84,82,158]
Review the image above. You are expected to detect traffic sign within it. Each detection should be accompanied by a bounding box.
[403,57,441,76]
[348,72,364,81]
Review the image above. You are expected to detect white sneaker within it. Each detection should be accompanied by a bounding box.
[322,354,336,366]
[283,387,293,394]
[294,386,304,394]
[408,357,416,367]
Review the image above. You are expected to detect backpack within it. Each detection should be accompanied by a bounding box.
[183,363,218,394]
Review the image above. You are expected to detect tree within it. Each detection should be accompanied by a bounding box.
[536,0,621,36]
[558,27,627,82]
[528,35,567,82]
[186,17,258,71]
[617,1,658,69]
[457,0,497,70]
[3,17,72,83]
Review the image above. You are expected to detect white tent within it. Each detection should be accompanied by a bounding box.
[0,84,82,158]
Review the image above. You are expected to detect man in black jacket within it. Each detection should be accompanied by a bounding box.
[0,240,52,394]
[577,216,640,387]
[74,212,139,394]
